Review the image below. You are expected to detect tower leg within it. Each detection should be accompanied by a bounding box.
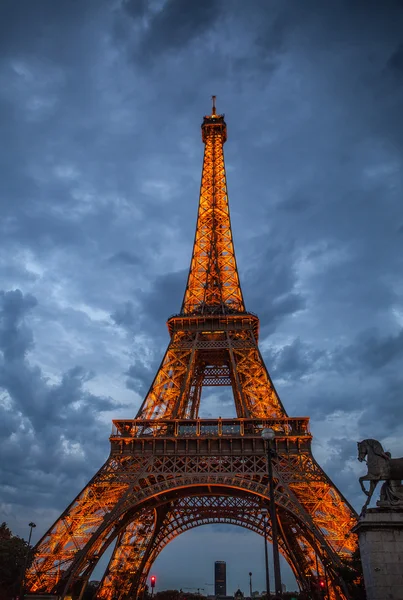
[26,453,155,594]
[96,508,157,600]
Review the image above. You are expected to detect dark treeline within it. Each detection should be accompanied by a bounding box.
[0,522,34,600]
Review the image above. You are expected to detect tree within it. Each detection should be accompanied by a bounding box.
[0,522,33,600]
[154,591,180,600]
[152,592,203,600]
[82,581,100,600]
[337,547,367,600]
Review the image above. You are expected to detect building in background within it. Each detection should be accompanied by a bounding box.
[214,561,227,596]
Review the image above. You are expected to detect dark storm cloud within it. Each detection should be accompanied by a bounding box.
[0,289,121,516]
[388,42,403,72]
[359,329,403,369]
[125,362,151,396]
[123,0,222,60]
[111,300,139,332]
[264,338,325,380]
[122,0,149,21]
[334,327,403,372]
[141,270,186,321]
[114,270,187,401]
[111,269,185,335]
[244,240,306,331]
[108,250,141,266]
[1,0,403,593]
[0,0,105,60]
[0,290,37,360]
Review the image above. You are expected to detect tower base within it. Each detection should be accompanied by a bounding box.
[353,508,403,600]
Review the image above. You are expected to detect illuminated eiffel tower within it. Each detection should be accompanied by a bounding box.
[27,98,357,600]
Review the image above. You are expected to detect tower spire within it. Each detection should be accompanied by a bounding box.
[181,99,244,315]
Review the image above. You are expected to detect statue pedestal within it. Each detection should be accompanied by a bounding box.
[353,508,403,600]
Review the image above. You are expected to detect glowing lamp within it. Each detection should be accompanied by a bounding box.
[261,428,275,441]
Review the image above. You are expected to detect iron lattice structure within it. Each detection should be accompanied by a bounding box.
[27,100,357,600]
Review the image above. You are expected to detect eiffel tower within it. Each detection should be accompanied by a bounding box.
[26,98,357,600]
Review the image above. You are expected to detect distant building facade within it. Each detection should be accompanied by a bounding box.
[214,560,227,596]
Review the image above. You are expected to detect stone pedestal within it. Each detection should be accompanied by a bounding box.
[352,508,403,600]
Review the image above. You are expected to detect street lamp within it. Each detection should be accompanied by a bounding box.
[260,508,271,598]
[320,546,330,600]
[248,572,252,598]
[20,522,36,600]
[261,428,282,597]
[27,522,36,547]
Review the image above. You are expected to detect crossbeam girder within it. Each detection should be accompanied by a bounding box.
[26,430,357,600]
[136,329,286,419]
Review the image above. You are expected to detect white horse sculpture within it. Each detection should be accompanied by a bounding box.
[357,439,403,514]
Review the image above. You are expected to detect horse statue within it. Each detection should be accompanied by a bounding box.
[357,439,403,515]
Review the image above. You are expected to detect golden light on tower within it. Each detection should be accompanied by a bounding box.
[26,100,358,600]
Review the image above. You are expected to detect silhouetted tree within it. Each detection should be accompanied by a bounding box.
[0,522,33,600]
[153,592,203,600]
[154,591,180,600]
[82,581,100,600]
[337,547,366,600]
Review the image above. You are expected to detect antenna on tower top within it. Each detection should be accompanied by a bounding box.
[212,95,216,115]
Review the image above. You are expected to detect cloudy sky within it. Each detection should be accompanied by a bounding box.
[1,0,403,594]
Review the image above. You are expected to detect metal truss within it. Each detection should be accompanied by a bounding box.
[136,326,286,420]
[27,421,357,600]
[26,101,358,600]
[181,104,244,316]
